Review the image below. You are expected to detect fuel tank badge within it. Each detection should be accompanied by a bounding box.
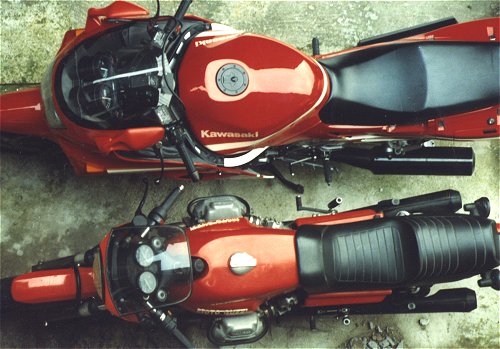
[216,64,249,96]
[229,252,257,275]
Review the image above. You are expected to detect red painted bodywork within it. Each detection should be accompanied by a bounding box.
[11,268,96,304]
[0,88,50,137]
[0,4,498,177]
[178,33,329,154]
[182,218,299,313]
[14,202,500,321]
[8,207,394,317]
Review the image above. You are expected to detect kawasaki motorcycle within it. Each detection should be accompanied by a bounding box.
[0,0,499,192]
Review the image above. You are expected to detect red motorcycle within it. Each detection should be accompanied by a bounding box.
[1,185,499,347]
[0,0,498,191]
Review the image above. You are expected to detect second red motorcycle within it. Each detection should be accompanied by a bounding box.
[2,185,499,347]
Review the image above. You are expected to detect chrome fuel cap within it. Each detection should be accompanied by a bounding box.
[229,252,257,275]
[216,63,249,96]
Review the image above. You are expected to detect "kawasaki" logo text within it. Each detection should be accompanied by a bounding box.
[201,130,259,138]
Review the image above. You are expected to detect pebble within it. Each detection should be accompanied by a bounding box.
[379,339,391,348]
[387,336,396,346]
[349,337,365,349]
[419,318,430,327]
[345,322,402,349]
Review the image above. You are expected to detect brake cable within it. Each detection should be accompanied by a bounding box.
[153,142,166,184]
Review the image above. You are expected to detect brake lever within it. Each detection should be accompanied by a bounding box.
[167,126,200,182]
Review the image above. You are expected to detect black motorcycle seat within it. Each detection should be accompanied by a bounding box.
[318,42,500,126]
[296,216,499,293]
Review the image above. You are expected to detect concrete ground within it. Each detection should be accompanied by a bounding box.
[1,0,499,348]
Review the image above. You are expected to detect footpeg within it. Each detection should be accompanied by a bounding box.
[478,269,500,290]
[464,197,490,218]
[296,195,342,214]
[312,37,320,55]
[323,158,338,186]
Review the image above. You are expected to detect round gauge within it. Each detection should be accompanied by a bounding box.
[94,55,112,79]
[138,271,157,295]
[98,84,113,110]
[135,244,154,267]
[216,63,249,96]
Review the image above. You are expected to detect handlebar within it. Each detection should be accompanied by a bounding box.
[148,185,185,226]
[174,0,192,21]
[168,126,200,182]
[148,303,195,348]
[175,140,200,182]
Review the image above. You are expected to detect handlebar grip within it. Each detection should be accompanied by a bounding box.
[175,140,200,182]
[174,0,192,21]
[172,328,195,349]
[148,185,185,225]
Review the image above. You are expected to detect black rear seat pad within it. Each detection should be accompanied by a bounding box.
[295,215,499,293]
[318,42,500,126]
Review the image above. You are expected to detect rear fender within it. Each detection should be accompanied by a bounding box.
[421,17,500,42]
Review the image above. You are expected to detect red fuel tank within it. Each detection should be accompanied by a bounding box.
[181,218,298,314]
[178,27,328,154]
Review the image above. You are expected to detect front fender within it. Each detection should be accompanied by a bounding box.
[0,88,51,138]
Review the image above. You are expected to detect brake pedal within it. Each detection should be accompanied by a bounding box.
[312,37,320,55]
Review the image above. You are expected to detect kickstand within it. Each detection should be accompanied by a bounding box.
[261,163,304,194]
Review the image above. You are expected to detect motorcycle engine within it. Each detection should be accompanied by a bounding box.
[187,195,250,222]
[208,312,269,346]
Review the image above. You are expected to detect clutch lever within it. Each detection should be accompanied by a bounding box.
[167,126,200,182]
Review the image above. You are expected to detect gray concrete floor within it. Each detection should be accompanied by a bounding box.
[1,0,499,348]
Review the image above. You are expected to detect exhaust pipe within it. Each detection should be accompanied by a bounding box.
[363,189,462,216]
[332,147,475,176]
[355,288,478,314]
[380,288,478,314]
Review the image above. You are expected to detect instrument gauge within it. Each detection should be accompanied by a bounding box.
[94,55,112,78]
[135,244,154,267]
[98,84,113,110]
[138,271,157,295]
